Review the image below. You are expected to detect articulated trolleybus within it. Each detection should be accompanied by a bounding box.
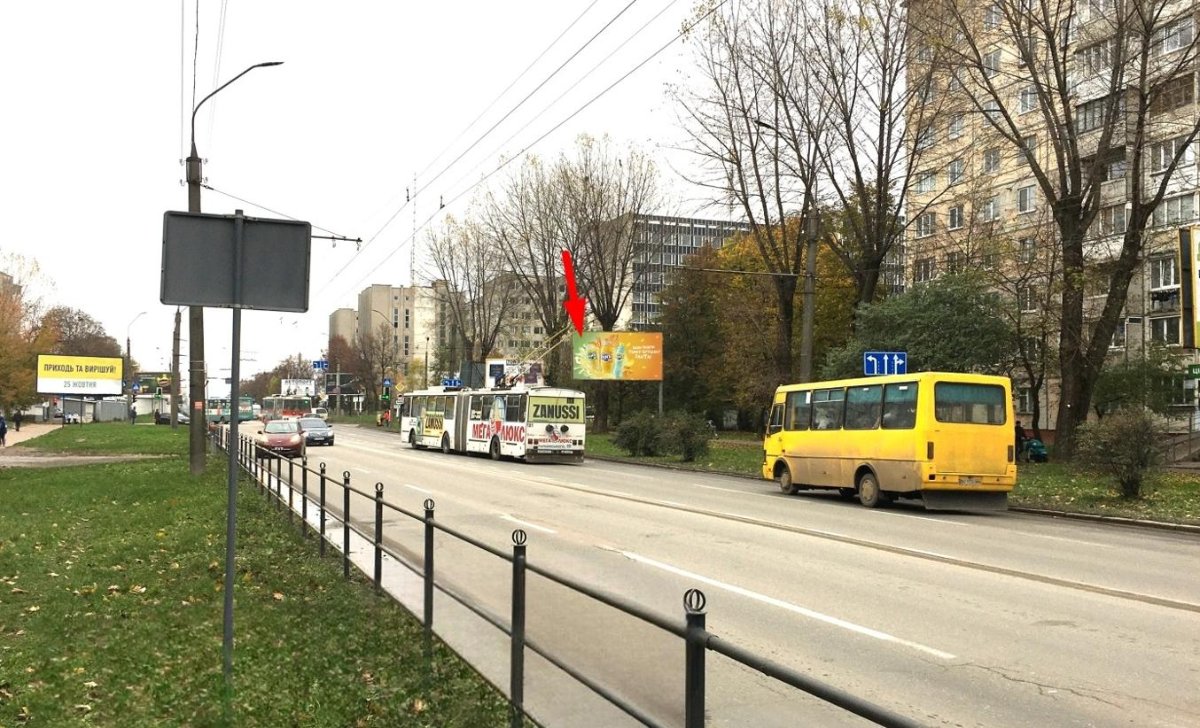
[399,383,586,463]
[762,371,1017,511]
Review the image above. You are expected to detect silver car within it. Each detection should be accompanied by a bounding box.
[298,416,334,446]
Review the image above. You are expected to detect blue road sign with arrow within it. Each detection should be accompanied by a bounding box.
[863,351,907,376]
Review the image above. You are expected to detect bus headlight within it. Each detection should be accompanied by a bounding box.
[560,425,569,434]
[545,424,555,434]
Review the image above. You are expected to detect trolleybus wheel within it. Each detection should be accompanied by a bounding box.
[489,437,501,461]
[778,466,799,495]
[441,433,451,455]
[857,472,884,508]
[408,430,419,449]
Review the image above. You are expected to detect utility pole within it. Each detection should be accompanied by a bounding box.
[798,213,819,383]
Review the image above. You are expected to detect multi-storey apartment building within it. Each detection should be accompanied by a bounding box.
[626,214,750,330]
[905,0,1200,432]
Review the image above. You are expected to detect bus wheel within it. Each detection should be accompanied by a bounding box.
[441,434,451,455]
[858,472,884,508]
[778,466,799,495]
[489,437,501,461]
[408,430,419,449]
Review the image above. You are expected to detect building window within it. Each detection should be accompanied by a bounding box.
[1110,324,1126,349]
[1152,74,1195,114]
[916,212,936,238]
[1150,135,1192,173]
[915,124,935,151]
[983,99,1001,123]
[1105,156,1127,180]
[916,44,934,62]
[1153,16,1194,57]
[1021,135,1037,162]
[1099,204,1127,235]
[1076,40,1111,74]
[1076,95,1123,133]
[983,49,1001,77]
[1017,386,1034,413]
[914,256,936,282]
[1152,193,1196,227]
[1017,185,1036,213]
[918,79,936,105]
[1019,86,1038,113]
[945,250,966,274]
[948,205,964,230]
[948,114,964,140]
[978,196,1000,222]
[914,171,936,194]
[1151,316,1180,345]
[1149,256,1179,289]
[983,147,1001,173]
[1019,237,1036,263]
[948,158,965,184]
[947,70,963,92]
[984,3,1002,29]
[1017,285,1038,312]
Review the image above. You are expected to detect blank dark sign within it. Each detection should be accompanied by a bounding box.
[161,211,311,312]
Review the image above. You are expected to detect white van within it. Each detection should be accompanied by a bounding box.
[309,407,329,420]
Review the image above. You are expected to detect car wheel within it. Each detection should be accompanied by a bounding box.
[778,465,799,495]
[858,472,885,508]
[441,434,451,455]
[489,437,501,461]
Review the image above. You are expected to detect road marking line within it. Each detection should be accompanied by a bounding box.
[869,511,967,526]
[501,514,557,534]
[405,483,434,494]
[696,484,775,497]
[620,550,957,661]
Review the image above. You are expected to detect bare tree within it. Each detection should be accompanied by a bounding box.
[423,214,516,375]
[677,0,825,381]
[923,0,1200,454]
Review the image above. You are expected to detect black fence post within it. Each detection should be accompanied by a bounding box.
[300,456,309,537]
[684,589,707,728]
[274,457,282,510]
[342,471,351,580]
[509,529,528,728]
[373,482,384,593]
[423,498,435,666]
[319,462,328,557]
[287,457,295,526]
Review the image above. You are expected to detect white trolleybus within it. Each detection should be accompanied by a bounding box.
[398,383,586,463]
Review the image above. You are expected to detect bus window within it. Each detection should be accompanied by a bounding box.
[767,403,783,434]
[934,382,1007,424]
[812,388,844,430]
[412,396,425,418]
[785,390,810,430]
[845,385,882,430]
[882,383,917,429]
[469,396,483,420]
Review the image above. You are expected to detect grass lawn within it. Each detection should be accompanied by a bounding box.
[0,425,510,727]
[588,432,1200,526]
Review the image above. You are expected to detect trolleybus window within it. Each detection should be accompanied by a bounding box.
[934,382,1007,424]
[844,385,883,430]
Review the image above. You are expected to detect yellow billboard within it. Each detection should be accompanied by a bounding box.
[572,332,663,381]
[36,355,124,396]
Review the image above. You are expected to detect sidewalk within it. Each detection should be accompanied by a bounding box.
[3,421,58,448]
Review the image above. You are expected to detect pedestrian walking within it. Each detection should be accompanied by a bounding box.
[0,414,7,447]
[1014,420,1028,462]
[12,410,21,432]
[129,405,137,425]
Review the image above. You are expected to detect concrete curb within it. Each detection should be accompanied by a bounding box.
[584,454,1200,534]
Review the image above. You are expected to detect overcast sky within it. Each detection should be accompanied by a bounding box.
[0,1,717,381]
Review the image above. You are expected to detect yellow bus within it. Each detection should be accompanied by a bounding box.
[762,371,1016,510]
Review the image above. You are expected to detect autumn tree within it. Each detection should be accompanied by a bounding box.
[0,258,54,410]
[42,306,121,358]
[921,0,1200,455]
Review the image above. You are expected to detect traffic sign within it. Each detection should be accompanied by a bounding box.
[132,382,141,393]
[863,351,907,376]
[383,377,393,387]
[312,359,328,370]
[442,377,462,388]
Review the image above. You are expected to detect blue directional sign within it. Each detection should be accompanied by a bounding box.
[442,378,462,388]
[863,351,907,376]
[382,377,393,387]
[312,359,328,370]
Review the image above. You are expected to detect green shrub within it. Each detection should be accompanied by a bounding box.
[1076,408,1165,499]
[613,410,664,456]
[663,410,713,462]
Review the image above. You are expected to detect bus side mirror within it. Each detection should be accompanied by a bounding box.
[767,424,782,435]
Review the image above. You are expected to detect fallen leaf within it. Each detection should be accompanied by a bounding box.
[74,704,92,713]
[24,606,39,614]
[272,592,284,601]
[83,681,98,688]
[130,585,147,594]
[11,588,27,595]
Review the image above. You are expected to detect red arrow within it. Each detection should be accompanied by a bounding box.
[561,250,586,335]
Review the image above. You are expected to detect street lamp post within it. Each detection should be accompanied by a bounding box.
[186,61,283,476]
[425,336,430,387]
[126,311,147,425]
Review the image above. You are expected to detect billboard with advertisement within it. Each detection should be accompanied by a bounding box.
[36,355,123,395]
[572,332,663,381]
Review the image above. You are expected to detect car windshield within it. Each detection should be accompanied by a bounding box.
[264,421,299,434]
[299,418,326,429]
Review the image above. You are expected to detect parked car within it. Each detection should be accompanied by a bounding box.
[255,419,305,459]
[298,416,334,446]
[308,407,329,420]
[155,411,190,425]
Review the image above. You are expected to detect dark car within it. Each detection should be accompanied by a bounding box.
[255,419,305,459]
[154,411,190,425]
[298,416,334,446]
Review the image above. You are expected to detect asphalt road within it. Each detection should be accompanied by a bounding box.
[251,424,1200,728]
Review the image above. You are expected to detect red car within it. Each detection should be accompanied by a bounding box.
[255,419,306,459]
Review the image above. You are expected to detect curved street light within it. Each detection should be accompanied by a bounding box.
[186,60,283,474]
